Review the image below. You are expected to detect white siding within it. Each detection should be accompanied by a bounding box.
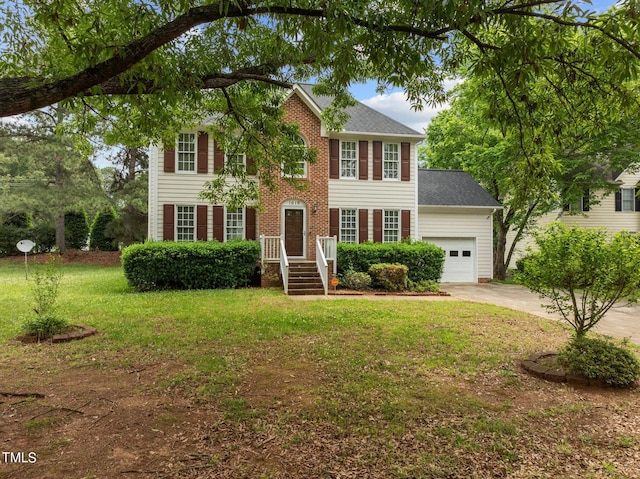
[418,207,495,280]
[328,134,419,240]
[506,168,640,267]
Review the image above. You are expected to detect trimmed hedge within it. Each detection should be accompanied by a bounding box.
[121,240,261,291]
[89,207,118,251]
[0,223,56,256]
[368,263,408,291]
[65,209,89,249]
[337,241,445,282]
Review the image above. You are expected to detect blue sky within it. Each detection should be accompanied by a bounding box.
[351,0,619,133]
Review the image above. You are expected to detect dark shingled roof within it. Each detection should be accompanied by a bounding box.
[296,84,423,137]
[419,169,502,208]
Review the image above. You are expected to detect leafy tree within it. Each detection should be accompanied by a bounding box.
[0,110,105,253]
[64,209,89,250]
[423,76,640,279]
[516,223,640,338]
[89,207,119,251]
[101,147,148,246]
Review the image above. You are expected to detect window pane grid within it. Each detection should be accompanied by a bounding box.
[384,210,399,243]
[177,133,196,172]
[623,189,635,211]
[226,208,244,240]
[340,209,357,243]
[341,141,357,178]
[226,154,245,171]
[383,144,399,179]
[176,206,195,241]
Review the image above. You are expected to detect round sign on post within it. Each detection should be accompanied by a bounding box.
[16,239,36,279]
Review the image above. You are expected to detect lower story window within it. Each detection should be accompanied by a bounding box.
[384,210,399,243]
[226,207,244,240]
[340,209,357,243]
[177,205,195,241]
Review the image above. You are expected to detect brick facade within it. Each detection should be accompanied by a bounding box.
[258,94,329,260]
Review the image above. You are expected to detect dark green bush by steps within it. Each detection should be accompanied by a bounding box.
[121,240,261,291]
[337,240,444,283]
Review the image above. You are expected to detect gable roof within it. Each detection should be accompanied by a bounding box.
[419,169,502,208]
[295,84,424,138]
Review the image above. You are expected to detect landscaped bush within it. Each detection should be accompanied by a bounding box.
[558,337,640,388]
[89,207,118,251]
[64,209,89,249]
[121,240,261,291]
[408,279,440,293]
[368,263,408,291]
[337,240,444,283]
[342,271,372,290]
[0,220,55,256]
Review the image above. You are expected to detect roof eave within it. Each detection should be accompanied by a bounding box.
[419,204,503,209]
[332,130,424,139]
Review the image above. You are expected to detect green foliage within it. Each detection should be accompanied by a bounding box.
[368,263,408,291]
[0,221,55,256]
[121,240,261,291]
[64,209,89,249]
[89,207,118,251]
[341,271,371,291]
[516,223,640,338]
[23,260,68,339]
[408,279,440,293]
[559,337,640,388]
[337,241,444,283]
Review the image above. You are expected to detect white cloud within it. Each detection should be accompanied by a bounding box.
[360,79,461,134]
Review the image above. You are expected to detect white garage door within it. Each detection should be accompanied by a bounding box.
[423,237,476,283]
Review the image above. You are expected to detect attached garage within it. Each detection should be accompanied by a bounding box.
[417,169,502,283]
[422,237,476,283]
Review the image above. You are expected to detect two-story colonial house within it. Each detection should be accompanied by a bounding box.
[148,84,501,292]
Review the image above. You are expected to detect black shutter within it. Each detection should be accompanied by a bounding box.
[635,188,640,212]
[582,189,590,212]
[615,191,622,211]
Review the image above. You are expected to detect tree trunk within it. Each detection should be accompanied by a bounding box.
[55,157,66,254]
[493,224,509,280]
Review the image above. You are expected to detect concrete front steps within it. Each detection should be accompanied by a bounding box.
[287,261,325,295]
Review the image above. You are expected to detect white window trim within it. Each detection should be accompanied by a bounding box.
[339,208,358,243]
[383,143,400,181]
[176,204,196,242]
[282,135,308,179]
[340,140,358,180]
[383,209,400,243]
[176,132,197,174]
[225,152,246,172]
[225,206,245,241]
[622,188,636,212]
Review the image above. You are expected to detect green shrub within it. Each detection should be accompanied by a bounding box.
[31,223,56,254]
[0,221,55,256]
[64,209,89,249]
[368,263,408,291]
[89,207,118,251]
[342,271,372,290]
[121,240,261,291]
[408,279,440,293]
[558,337,640,388]
[23,260,68,339]
[337,240,444,283]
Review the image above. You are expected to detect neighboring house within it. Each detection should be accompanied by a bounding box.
[148,84,501,291]
[507,168,640,268]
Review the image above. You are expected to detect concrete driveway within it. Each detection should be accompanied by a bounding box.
[444,283,640,344]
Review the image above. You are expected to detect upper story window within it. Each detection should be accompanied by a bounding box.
[340,141,357,178]
[383,143,399,180]
[282,135,307,178]
[177,133,196,172]
[383,210,399,243]
[226,153,246,172]
[226,207,244,240]
[622,188,636,211]
[176,205,195,241]
[563,189,589,212]
[340,209,357,243]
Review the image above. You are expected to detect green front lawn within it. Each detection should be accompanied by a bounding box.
[1,261,639,478]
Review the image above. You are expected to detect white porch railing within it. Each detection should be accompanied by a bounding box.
[318,235,337,274]
[316,236,329,296]
[260,235,281,264]
[279,239,289,294]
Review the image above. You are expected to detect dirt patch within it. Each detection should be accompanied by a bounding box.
[0,250,121,267]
